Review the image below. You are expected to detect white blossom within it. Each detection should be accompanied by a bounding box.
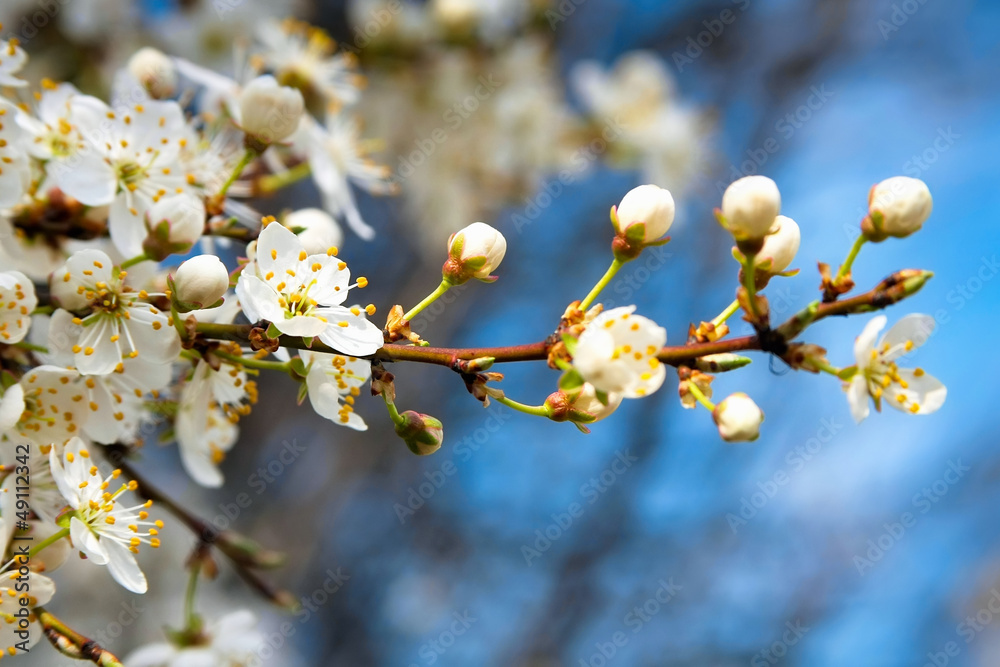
[255,18,361,108]
[238,76,304,147]
[713,393,764,442]
[570,51,711,191]
[0,37,27,87]
[756,215,800,273]
[235,221,383,355]
[573,306,666,398]
[283,208,344,257]
[49,249,180,375]
[144,194,206,251]
[444,222,507,284]
[0,271,36,344]
[54,97,194,256]
[127,47,177,99]
[173,255,230,309]
[14,82,86,165]
[300,349,370,430]
[613,184,675,243]
[846,314,946,422]
[868,176,933,238]
[0,97,30,207]
[125,610,264,667]
[174,358,250,487]
[49,437,162,594]
[721,175,781,241]
[298,113,396,240]
[2,366,87,445]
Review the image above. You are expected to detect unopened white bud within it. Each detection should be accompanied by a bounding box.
[721,175,781,241]
[284,208,343,256]
[614,184,675,243]
[127,47,177,99]
[712,392,764,443]
[868,176,932,238]
[239,76,305,148]
[444,222,507,284]
[173,255,230,309]
[756,215,800,273]
[143,195,205,261]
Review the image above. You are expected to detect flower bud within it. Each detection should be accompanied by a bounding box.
[143,195,206,260]
[283,208,343,256]
[721,175,781,241]
[756,215,800,273]
[239,76,305,150]
[394,411,444,456]
[867,176,932,239]
[614,184,675,244]
[127,47,177,99]
[712,392,764,442]
[173,255,230,310]
[443,222,507,285]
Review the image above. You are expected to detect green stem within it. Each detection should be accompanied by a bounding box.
[120,253,149,270]
[810,358,845,378]
[403,280,452,322]
[13,341,49,353]
[218,148,256,199]
[170,304,189,345]
[710,299,740,328]
[382,395,405,426]
[214,350,291,373]
[29,527,70,558]
[257,161,312,194]
[742,253,762,320]
[836,235,867,280]
[580,258,623,311]
[30,305,53,316]
[685,382,716,412]
[184,559,202,632]
[493,394,553,418]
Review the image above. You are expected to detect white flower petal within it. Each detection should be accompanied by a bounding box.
[853,315,886,368]
[70,516,108,565]
[846,375,870,423]
[315,310,384,356]
[102,537,148,594]
[124,643,179,667]
[878,313,935,360]
[886,369,947,415]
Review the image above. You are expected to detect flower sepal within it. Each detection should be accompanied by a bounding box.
[167,274,225,314]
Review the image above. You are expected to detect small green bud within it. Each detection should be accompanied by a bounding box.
[395,411,444,456]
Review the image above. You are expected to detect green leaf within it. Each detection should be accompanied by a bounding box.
[594,389,610,406]
[561,333,578,356]
[559,369,585,391]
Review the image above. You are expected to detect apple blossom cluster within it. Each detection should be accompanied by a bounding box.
[0,12,946,665]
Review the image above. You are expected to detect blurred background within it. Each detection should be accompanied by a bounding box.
[7,0,999,665]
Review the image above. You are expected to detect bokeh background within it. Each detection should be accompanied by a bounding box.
[8,0,1000,665]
